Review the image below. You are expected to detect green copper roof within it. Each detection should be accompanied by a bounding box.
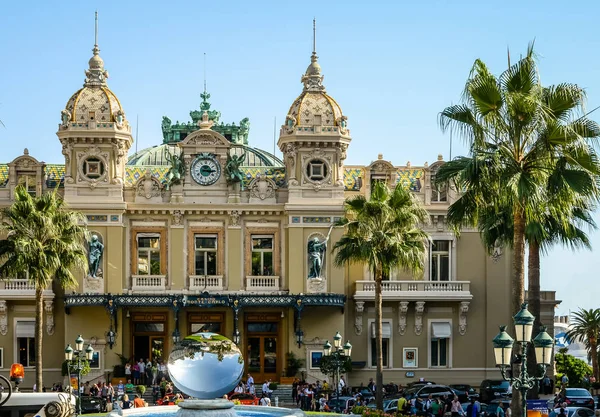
[161,91,250,145]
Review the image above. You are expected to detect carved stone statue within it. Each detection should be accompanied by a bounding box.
[162,116,172,133]
[114,109,125,127]
[164,147,185,190]
[61,109,71,127]
[88,235,104,278]
[307,237,327,279]
[225,151,246,186]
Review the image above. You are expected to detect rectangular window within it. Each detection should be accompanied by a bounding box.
[430,322,451,368]
[431,174,448,202]
[0,347,3,368]
[194,235,217,275]
[430,240,450,281]
[16,321,35,367]
[190,323,222,333]
[137,234,161,275]
[370,322,391,368]
[251,235,274,276]
[89,351,100,369]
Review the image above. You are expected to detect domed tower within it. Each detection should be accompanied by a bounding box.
[278,22,350,204]
[56,14,133,205]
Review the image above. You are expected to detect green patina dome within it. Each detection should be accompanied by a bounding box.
[127,144,283,168]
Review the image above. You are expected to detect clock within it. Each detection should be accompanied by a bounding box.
[190,153,221,186]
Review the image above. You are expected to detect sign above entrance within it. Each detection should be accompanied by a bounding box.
[183,294,229,307]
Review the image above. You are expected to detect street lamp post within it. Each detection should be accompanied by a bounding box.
[492,303,554,417]
[65,335,94,417]
[323,332,352,403]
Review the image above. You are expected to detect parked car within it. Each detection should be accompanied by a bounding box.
[355,389,375,404]
[366,398,399,413]
[404,384,454,401]
[450,385,478,402]
[80,396,104,414]
[327,396,356,414]
[549,407,595,417]
[229,393,260,405]
[560,388,595,410]
[479,380,511,403]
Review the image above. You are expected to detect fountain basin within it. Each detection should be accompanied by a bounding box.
[108,404,305,417]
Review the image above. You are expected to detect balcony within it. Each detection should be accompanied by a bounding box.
[189,275,224,292]
[131,275,167,292]
[0,279,54,300]
[245,276,280,292]
[354,280,472,301]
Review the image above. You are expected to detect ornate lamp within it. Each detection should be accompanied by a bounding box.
[513,303,535,343]
[323,340,332,356]
[75,335,84,351]
[343,340,352,357]
[233,329,240,345]
[64,345,74,361]
[106,329,116,349]
[492,326,514,367]
[295,329,304,348]
[533,326,554,366]
[333,332,342,349]
[172,328,181,344]
[85,345,94,361]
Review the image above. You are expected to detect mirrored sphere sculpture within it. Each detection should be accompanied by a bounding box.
[168,332,244,399]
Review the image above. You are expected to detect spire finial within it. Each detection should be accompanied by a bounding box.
[312,18,316,55]
[84,10,108,87]
[94,11,98,49]
[203,52,207,93]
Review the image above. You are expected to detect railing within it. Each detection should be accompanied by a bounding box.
[2,279,36,291]
[246,276,280,291]
[131,275,167,291]
[189,275,224,291]
[355,280,472,300]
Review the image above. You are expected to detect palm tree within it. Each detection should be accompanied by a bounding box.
[332,181,429,409]
[0,186,88,391]
[436,42,600,416]
[565,308,600,381]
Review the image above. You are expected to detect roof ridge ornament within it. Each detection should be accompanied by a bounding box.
[301,19,326,92]
[198,111,214,130]
[84,11,109,87]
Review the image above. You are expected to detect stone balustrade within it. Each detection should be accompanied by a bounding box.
[354,280,472,301]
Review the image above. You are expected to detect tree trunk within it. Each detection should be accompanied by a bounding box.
[512,207,526,417]
[374,268,384,410]
[527,240,541,399]
[35,286,44,392]
[591,339,599,382]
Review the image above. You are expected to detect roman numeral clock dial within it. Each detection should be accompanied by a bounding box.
[190,153,221,186]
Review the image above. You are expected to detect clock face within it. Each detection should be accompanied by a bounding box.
[190,154,221,186]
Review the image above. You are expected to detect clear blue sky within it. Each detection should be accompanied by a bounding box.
[1,0,597,314]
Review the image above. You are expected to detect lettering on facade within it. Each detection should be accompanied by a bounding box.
[87,214,108,222]
[184,296,228,307]
[302,216,331,223]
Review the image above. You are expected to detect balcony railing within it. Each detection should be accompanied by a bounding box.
[0,279,53,299]
[245,276,280,291]
[131,275,167,291]
[354,280,472,301]
[189,275,224,292]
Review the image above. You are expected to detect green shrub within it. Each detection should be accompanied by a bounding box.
[352,405,366,415]
[269,382,278,391]
[137,385,147,395]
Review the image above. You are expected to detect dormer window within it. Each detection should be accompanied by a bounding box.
[314,115,322,126]
[89,111,96,121]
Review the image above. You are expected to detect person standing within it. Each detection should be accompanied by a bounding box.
[259,393,271,406]
[496,402,506,417]
[451,396,462,417]
[138,359,146,386]
[247,374,254,391]
[338,376,346,395]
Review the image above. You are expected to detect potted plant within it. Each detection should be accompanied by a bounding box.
[280,352,304,384]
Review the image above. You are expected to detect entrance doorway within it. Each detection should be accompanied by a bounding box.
[131,312,167,363]
[245,314,280,383]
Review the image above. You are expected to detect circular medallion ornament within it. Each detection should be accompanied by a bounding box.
[191,153,221,186]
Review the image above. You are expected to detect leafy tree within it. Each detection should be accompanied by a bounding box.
[436,42,600,416]
[333,181,429,409]
[0,186,88,391]
[566,308,600,381]
[318,355,352,382]
[555,351,593,387]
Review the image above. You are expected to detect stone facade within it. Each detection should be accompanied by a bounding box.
[0,32,560,390]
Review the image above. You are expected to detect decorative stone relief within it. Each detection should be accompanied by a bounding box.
[229,210,241,227]
[45,300,54,335]
[172,210,183,226]
[0,300,7,335]
[284,114,297,134]
[398,301,409,335]
[248,174,276,202]
[113,109,125,129]
[136,169,163,199]
[459,301,470,335]
[354,301,365,335]
[76,146,110,188]
[335,143,348,187]
[60,109,71,129]
[414,301,425,336]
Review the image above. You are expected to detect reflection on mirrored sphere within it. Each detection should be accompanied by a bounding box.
[168,332,244,399]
